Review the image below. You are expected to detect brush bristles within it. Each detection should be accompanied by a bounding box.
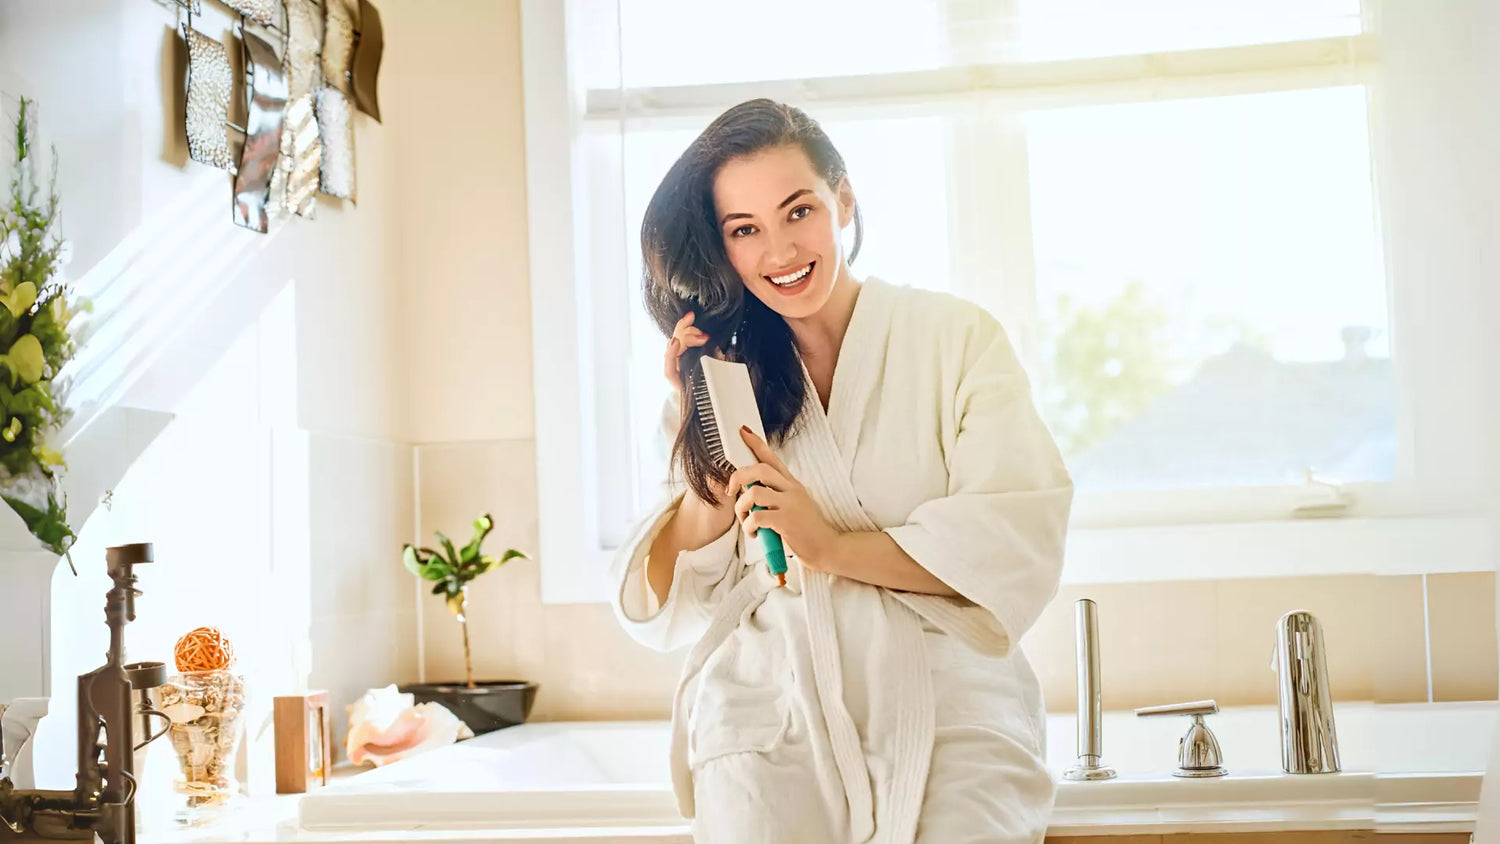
[689,368,732,472]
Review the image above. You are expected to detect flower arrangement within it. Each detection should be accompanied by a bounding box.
[0,97,86,564]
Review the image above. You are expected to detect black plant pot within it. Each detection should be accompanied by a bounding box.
[399,680,538,736]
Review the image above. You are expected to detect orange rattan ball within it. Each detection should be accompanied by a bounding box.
[173,626,236,672]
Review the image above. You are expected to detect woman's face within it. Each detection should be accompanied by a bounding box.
[712,144,855,321]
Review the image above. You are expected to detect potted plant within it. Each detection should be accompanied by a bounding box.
[399,513,536,736]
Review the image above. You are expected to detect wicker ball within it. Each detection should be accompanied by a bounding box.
[173,626,236,672]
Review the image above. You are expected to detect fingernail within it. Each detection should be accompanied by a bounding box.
[740,425,750,434]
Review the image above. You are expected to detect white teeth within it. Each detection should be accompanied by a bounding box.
[770,264,812,286]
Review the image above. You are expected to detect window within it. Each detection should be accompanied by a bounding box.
[524,0,1492,603]
[1024,86,1391,492]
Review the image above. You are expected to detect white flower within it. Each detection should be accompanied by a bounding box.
[0,467,54,511]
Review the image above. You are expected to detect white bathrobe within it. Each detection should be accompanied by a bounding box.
[608,277,1072,844]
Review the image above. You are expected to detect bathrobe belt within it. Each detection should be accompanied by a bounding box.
[670,568,878,843]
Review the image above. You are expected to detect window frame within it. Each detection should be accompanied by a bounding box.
[523,0,1494,605]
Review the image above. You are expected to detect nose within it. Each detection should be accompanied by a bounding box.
[765,230,797,271]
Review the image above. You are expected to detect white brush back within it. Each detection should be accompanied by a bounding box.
[699,356,768,470]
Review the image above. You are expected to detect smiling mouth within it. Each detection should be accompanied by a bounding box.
[767,261,814,287]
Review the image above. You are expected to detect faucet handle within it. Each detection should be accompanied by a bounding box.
[1135,699,1227,778]
[1135,699,1218,718]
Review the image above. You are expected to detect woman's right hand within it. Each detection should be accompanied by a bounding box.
[648,313,734,600]
[664,311,711,401]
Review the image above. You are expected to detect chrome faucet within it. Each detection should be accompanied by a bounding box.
[1136,699,1227,777]
[1063,598,1116,781]
[0,543,169,843]
[1273,610,1340,774]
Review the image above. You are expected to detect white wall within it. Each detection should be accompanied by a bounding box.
[0,0,419,790]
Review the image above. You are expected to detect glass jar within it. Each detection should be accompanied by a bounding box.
[156,669,248,812]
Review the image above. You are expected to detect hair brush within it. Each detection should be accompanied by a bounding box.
[689,356,788,587]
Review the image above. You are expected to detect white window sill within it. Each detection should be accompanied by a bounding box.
[1061,514,1494,585]
[541,514,1495,605]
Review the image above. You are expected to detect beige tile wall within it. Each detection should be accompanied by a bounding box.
[414,437,1499,719]
[1024,573,1496,712]
[1427,572,1500,701]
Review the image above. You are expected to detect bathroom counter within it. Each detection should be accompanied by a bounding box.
[148,701,1492,843]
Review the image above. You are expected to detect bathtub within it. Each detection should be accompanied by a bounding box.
[299,721,682,831]
[297,702,1493,837]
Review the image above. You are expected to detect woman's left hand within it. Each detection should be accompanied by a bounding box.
[726,427,841,573]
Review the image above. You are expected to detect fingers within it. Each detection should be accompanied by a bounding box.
[733,483,780,526]
[738,427,791,478]
[664,312,710,393]
[672,311,709,348]
[663,338,682,391]
[725,463,787,495]
[742,506,779,539]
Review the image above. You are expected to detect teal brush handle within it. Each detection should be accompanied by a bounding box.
[747,481,788,584]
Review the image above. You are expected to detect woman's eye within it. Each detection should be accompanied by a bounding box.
[731,224,756,238]
[790,205,812,221]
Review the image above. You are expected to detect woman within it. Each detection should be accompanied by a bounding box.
[607,98,1072,844]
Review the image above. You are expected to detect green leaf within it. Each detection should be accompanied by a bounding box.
[421,558,453,580]
[2,283,36,319]
[430,581,447,595]
[404,544,455,580]
[402,545,425,577]
[473,548,528,576]
[460,514,494,564]
[435,531,460,567]
[2,490,73,556]
[7,335,44,383]
[2,282,36,318]
[5,386,45,414]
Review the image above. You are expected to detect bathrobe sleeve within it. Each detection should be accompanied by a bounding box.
[606,394,744,653]
[883,312,1073,656]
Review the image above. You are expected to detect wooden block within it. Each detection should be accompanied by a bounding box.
[274,690,332,794]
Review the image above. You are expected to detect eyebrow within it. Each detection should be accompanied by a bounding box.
[720,188,813,226]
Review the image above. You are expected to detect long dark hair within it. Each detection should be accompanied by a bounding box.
[641,99,863,507]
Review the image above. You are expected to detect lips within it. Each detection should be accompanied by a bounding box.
[765,261,814,291]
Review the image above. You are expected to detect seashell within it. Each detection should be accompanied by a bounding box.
[161,702,206,724]
[344,684,474,767]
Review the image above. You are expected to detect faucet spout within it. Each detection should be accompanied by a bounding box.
[1063,598,1116,781]
[1273,610,1340,774]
